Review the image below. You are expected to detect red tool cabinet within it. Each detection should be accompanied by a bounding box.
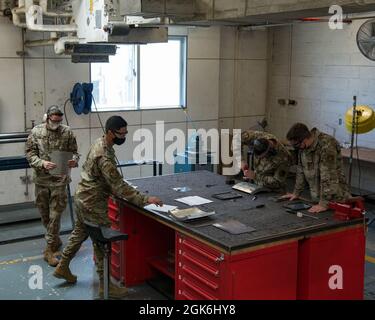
[108,197,301,299]
[106,171,366,300]
[108,197,175,286]
[297,225,365,300]
[108,196,366,300]
[175,234,298,300]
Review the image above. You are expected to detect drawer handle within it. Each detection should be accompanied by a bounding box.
[110,261,120,269]
[112,247,120,255]
[182,253,220,277]
[182,278,217,300]
[182,265,219,290]
[182,240,222,264]
[180,290,194,300]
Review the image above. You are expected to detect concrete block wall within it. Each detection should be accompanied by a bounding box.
[219,27,268,132]
[266,19,375,191]
[0,18,269,205]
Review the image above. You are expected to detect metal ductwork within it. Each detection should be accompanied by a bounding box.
[119,0,195,18]
[5,0,375,58]
[118,0,375,27]
[6,0,169,57]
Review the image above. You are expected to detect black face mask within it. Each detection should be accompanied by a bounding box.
[294,144,306,151]
[113,137,126,146]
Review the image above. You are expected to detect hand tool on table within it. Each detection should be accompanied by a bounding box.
[241,203,265,211]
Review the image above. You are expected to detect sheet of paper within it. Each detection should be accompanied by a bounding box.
[49,150,73,175]
[175,196,213,206]
[144,204,178,213]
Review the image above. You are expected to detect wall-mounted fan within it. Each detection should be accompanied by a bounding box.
[357,19,375,61]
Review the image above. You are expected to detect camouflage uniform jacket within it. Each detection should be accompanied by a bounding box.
[25,123,80,187]
[293,128,351,206]
[241,130,292,191]
[75,136,149,216]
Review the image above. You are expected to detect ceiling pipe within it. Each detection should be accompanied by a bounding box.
[24,38,57,47]
[299,17,353,23]
[240,22,294,30]
[240,11,375,31]
[54,36,79,55]
[240,17,355,31]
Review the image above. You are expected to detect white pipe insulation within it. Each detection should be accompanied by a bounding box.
[26,5,77,32]
[12,0,74,30]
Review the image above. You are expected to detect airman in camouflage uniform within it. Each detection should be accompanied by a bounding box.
[53,116,162,299]
[283,123,351,213]
[241,130,292,192]
[25,106,79,266]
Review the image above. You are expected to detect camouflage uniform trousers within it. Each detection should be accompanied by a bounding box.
[61,202,111,279]
[35,184,67,250]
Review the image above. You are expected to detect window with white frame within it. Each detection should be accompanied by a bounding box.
[91,36,187,111]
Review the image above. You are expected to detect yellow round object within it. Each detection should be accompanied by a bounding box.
[345,105,375,134]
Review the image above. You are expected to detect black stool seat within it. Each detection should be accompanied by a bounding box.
[84,221,128,243]
[101,227,128,242]
[84,220,128,300]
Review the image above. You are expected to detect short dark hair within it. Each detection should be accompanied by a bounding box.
[105,116,128,133]
[286,123,311,142]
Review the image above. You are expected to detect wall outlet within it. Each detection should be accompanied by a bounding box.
[278,98,297,106]
[278,98,287,106]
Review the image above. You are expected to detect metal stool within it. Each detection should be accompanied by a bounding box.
[84,221,128,300]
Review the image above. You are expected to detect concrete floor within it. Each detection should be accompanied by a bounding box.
[0,235,167,300]
[0,203,375,300]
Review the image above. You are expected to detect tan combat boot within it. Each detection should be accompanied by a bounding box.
[98,280,128,299]
[51,238,63,252]
[43,246,59,267]
[53,259,77,284]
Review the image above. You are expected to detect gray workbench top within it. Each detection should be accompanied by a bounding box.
[118,171,364,253]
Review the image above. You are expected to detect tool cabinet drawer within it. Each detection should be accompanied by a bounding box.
[176,234,224,300]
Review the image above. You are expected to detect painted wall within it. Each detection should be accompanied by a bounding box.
[219,27,268,132]
[0,18,268,205]
[266,19,375,192]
